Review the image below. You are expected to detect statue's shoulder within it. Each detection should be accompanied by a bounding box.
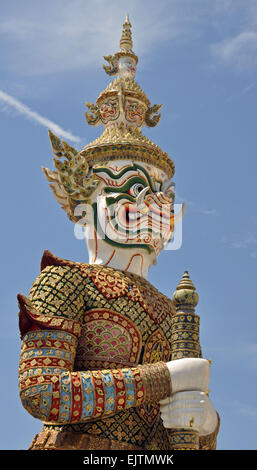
[40,249,88,272]
[17,250,88,339]
[39,249,94,281]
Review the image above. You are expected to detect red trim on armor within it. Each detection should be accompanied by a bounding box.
[112,369,127,412]
[48,379,61,422]
[70,372,83,422]
[91,371,106,418]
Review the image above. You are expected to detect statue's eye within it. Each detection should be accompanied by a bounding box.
[128,183,146,197]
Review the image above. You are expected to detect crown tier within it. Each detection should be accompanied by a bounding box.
[80,124,175,178]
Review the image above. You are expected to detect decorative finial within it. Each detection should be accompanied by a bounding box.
[176,271,196,291]
[120,14,133,52]
[103,15,138,77]
[172,271,199,311]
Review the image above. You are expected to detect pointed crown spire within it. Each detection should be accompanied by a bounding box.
[120,14,133,52]
[103,15,138,77]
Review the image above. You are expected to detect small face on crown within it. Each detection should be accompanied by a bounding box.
[125,98,145,127]
[99,98,120,124]
[98,95,145,129]
[118,56,137,79]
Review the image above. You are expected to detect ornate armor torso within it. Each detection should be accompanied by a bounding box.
[19,251,173,450]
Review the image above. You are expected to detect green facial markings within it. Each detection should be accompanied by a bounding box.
[93,163,156,193]
[103,176,149,197]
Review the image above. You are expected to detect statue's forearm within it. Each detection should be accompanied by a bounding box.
[19,329,171,424]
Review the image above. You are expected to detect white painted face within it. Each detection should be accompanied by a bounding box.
[88,160,175,257]
[118,57,137,79]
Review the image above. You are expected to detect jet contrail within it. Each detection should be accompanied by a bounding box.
[0,90,81,143]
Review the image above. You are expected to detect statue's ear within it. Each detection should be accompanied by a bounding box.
[44,131,101,223]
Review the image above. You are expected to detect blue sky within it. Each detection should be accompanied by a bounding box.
[1,0,257,450]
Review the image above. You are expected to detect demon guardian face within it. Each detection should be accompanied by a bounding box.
[86,160,175,258]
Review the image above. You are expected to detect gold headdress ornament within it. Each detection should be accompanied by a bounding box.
[85,15,162,129]
[43,15,175,222]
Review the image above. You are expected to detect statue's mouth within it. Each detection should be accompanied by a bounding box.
[113,199,173,248]
[122,203,171,226]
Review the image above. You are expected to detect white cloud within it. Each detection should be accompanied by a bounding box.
[0,90,81,143]
[207,0,257,71]
[212,31,257,69]
[0,0,256,75]
[0,0,178,75]
[0,0,235,76]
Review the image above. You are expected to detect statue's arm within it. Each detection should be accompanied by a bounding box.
[18,266,172,425]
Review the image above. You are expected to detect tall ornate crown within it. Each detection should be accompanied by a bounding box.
[83,15,175,176]
[43,16,175,223]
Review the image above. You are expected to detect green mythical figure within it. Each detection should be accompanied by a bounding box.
[18,16,220,450]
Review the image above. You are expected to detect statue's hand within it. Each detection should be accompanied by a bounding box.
[160,391,218,436]
[165,358,210,394]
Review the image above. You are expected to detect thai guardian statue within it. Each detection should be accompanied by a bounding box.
[18,16,220,450]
